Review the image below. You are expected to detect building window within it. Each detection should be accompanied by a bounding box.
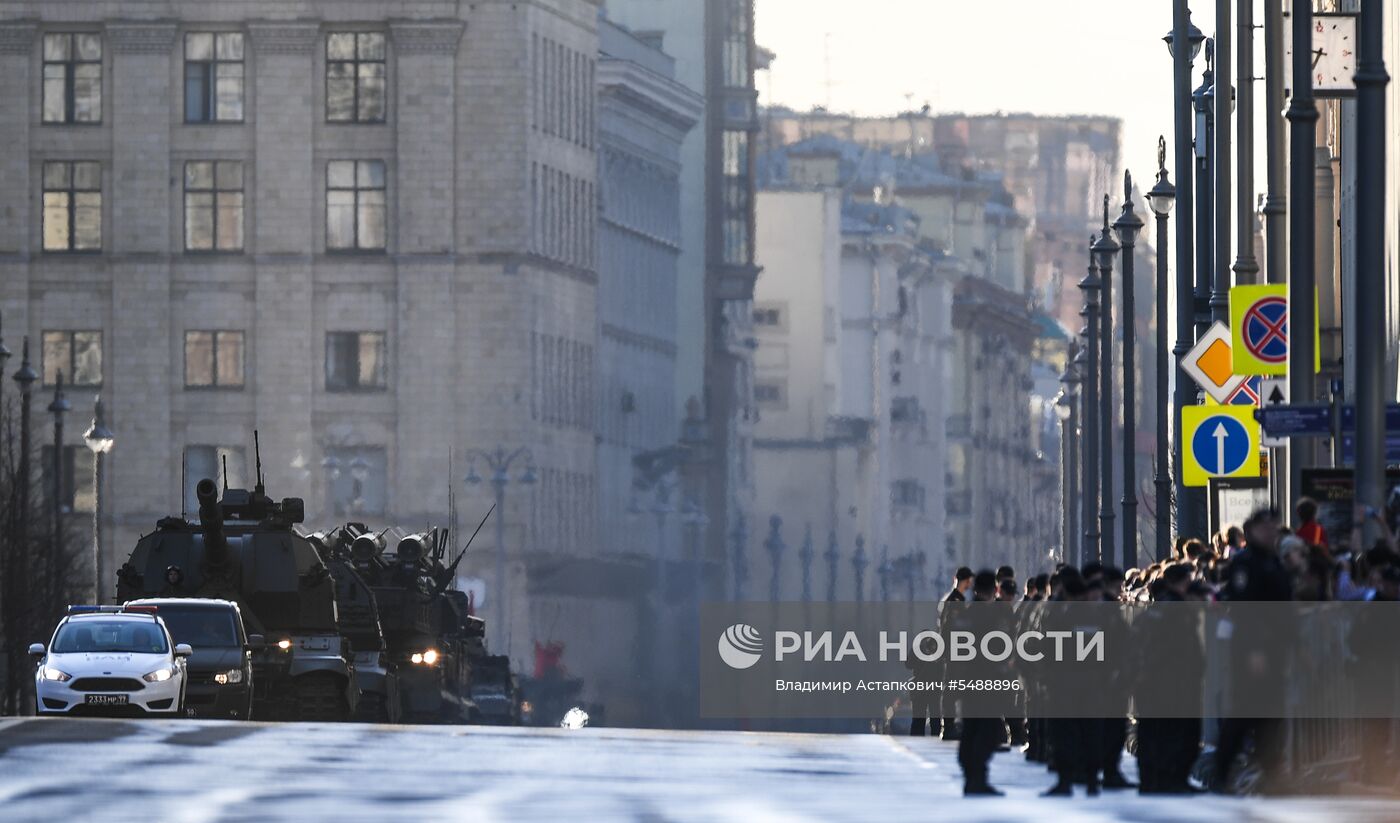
[183,446,246,513]
[326,32,386,123]
[184,32,244,122]
[721,0,751,90]
[42,33,102,124]
[42,330,102,386]
[326,160,386,251]
[752,304,784,329]
[324,446,387,517]
[325,331,387,392]
[184,331,245,389]
[892,479,926,512]
[42,445,94,514]
[42,161,101,252]
[184,161,244,252]
[754,379,786,409]
[722,131,752,266]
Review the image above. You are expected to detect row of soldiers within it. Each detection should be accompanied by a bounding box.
[918,507,1309,797]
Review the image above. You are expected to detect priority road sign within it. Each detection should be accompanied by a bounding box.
[1229,284,1321,376]
[1181,322,1247,404]
[1182,405,1262,488]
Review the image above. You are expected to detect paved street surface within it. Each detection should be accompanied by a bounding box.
[2,718,1399,822]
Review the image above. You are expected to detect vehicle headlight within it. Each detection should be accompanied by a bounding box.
[422,649,439,665]
[214,669,243,685]
[276,639,293,651]
[142,666,176,683]
[40,665,71,682]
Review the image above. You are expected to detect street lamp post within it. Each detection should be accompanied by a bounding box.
[1055,353,1080,564]
[764,515,785,603]
[1194,42,1215,341]
[1113,173,1144,570]
[851,536,868,602]
[1093,204,1121,566]
[1078,242,1102,562]
[1072,345,1090,565]
[797,525,814,602]
[465,446,536,650]
[823,530,839,603]
[1286,0,1319,507]
[1355,0,1390,546]
[48,371,72,600]
[0,313,10,456]
[83,397,114,603]
[1212,0,1233,323]
[1167,11,1204,542]
[1147,142,1177,561]
[12,339,37,610]
[1231,0,1259,288]
[730,512,749,600]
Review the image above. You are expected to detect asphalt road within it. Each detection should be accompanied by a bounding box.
[3,718,1400,822]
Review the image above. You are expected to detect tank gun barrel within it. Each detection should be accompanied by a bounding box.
[196,478,231,567]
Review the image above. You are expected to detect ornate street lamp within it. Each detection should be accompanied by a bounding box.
[1093,206,1121,565]
[83,397,114,603]
[1078,242,1103,562]
[1147,140,1177,561]
[1113,173,1144,570]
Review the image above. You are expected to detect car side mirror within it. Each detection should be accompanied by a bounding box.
[27,643,45,657]
[174,643,193,658]
[245,634,265,651]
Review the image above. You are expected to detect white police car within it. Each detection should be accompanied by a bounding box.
[30,606,192,716]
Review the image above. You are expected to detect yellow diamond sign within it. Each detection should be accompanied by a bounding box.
[1180,322,1246,404]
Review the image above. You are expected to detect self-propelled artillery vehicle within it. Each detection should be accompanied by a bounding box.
[115,444,359,721]
[304,527,401,723]
[330,508,519,724]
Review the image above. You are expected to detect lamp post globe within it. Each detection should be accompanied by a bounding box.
[1162,19,1206,61]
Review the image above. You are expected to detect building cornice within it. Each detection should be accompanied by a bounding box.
[0,21,36,55]
[106,21,178,54]
[597,59,704,134]
[389,19,464,56]
[247,20,320,56]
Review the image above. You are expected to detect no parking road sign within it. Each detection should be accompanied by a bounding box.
[1182,405,1262,488]
[1229,284,1321,376]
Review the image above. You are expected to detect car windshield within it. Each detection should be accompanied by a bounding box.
[153,607,239,648]
[52,619,169,654]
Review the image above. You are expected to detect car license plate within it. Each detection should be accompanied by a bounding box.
[85,694,128,706]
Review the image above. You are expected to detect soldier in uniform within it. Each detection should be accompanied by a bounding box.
[937,567,974,739]
[956,570,1010,796]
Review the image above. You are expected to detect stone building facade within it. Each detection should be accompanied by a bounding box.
[0,0,628,708]
[594,17,701,724]
[752,188,956,601]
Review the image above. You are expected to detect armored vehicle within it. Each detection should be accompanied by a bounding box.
[116,453,358,722]
[306,526,401,723]
[333,514,518,724]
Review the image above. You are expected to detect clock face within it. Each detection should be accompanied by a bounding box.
[1315,16,1357,90]
[1284,13,1358,96]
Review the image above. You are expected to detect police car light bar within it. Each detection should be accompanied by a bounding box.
[66,605,121,614]
[122,605,159,614]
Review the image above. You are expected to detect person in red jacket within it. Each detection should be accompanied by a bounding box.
[1295,497,1328,547]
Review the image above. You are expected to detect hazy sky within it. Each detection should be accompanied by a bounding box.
[756,0,1234,204]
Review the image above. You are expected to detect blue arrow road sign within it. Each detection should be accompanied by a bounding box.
[1256,404,1334,438]
[1191,414,1253,476]
[1338,404,1400,433]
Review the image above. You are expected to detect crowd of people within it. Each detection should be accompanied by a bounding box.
[911,496,1400,798]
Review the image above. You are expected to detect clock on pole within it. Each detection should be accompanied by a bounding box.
[1284,11,1358,98]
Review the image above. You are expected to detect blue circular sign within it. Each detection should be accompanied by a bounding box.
[1191,415,1252,476]
[1242,297,1289,364]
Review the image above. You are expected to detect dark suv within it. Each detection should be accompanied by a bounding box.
[125,598,260,720]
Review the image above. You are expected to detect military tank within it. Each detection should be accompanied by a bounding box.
[306,526,401,723]
[337,510,518,724]
[115,442,359,721]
